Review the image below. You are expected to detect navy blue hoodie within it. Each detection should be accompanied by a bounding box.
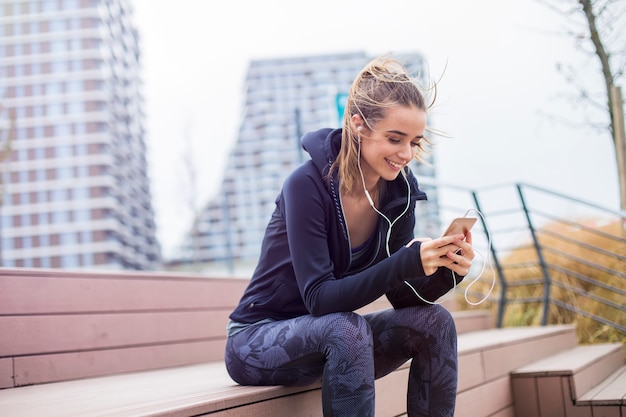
[229,128,462,323]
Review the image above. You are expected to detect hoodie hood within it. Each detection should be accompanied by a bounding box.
[301,128,341,177]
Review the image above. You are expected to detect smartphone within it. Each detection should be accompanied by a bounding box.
[441,217,477,238]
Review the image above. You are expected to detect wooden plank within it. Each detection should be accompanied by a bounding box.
[537,376,566,417]
[0,357,12,389]
[578,366,626,406]
[374,366,408,416]
[481,329,577,381]
[0,362,322,416]
[589,405,621,417]
[206,390,323,417]
[560,377,593,417]
[571,347,625,399]
[455,375,512,417]
[0,310,230,356]
[458,325,576,355]
[511,376,539,417]
[0,273,248,314]
[511,344,625,403]
[512,344,623,376]
[12,340,225,386]
[452,310,494,333]
[0,360,414,417]
[488,405,515,417]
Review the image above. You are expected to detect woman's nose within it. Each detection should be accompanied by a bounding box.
[398,142,414,161]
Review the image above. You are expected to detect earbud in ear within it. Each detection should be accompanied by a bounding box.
[357,126,362,131]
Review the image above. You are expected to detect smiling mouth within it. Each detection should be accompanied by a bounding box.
[386,158,403,170]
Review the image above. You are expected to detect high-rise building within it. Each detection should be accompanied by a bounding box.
[175,52,440,270]
[0,0,160,269]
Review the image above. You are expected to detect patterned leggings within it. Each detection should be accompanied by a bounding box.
[225,305,458,417]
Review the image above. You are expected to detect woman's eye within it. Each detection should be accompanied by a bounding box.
[388,138,400,144]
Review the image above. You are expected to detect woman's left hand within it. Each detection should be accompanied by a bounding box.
[410,231,475,276]
[442,231,475,276]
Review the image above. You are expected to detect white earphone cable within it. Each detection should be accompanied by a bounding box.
[356,132,495,306]
[357,134,411,257]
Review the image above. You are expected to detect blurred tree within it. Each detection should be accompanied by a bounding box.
[540,0,626,210]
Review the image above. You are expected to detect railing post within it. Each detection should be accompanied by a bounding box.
[516,184,552,325]
[471,190,508,327]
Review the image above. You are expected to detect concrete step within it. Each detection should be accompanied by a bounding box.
[511,343,625,417]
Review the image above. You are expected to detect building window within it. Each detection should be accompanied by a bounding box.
[60,232,76,245]
[81,252,94,266]
[40,257,51,268]
[42,0,57,13]
[50,39,65,53]
[51,189,66,202]
[50,18,65,32]
[2,238,13,250]
[55,145,72,158]
[52,211,68,223]
[1,216,11,229]
[57,167,73,179]
[61,254,79,268]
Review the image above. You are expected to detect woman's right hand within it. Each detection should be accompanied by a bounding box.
[418,233,474,276]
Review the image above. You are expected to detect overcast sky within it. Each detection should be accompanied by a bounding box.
[131,0,622,258]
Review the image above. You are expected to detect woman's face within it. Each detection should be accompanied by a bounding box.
[357,105,427,183]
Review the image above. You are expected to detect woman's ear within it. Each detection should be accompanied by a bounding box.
[351,114,365,134]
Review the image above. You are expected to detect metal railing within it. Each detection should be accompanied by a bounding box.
[430,181,626,338]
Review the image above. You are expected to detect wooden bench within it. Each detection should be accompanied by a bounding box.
[0,268,249,387]
[511,343,626,416]
[1,268,623,416]
[0,311,588,417]
[0,267,495,416]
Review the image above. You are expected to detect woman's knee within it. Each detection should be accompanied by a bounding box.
[323,312,373,349]
[431,304,456,330]
[400,304,457,337]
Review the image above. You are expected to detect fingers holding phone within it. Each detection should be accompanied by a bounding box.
[444,231,475,275]
[440,217,476,275]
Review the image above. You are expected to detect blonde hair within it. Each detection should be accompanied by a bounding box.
[331,55,435,194]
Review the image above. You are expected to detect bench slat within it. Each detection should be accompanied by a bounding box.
[13,341,225,386]
[0,361,415,417]
[0,358,11,389]
[0,310,230,356]
[577,366,626,405]
[0,273,248,314]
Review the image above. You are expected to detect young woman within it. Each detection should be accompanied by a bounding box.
[225,56,474,417]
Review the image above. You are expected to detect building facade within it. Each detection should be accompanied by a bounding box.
[0,0,160,269]
[175,52,440,271]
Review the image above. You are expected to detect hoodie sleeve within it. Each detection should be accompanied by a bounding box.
[282,167,424,316]
[384,205,466,307]
[386,262,465,308]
